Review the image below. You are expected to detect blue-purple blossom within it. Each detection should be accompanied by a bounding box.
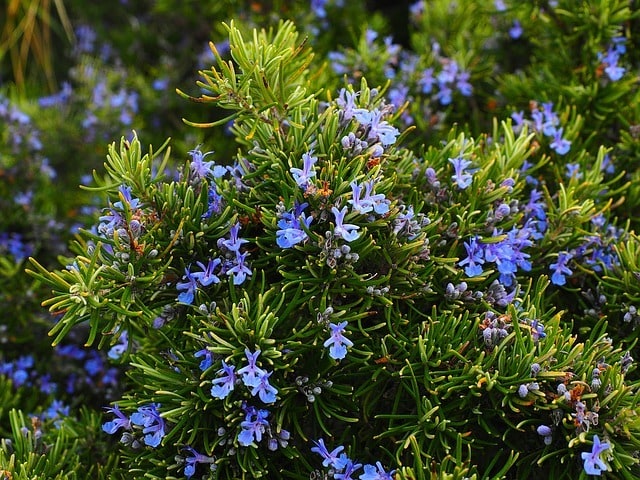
[332,206,360,242]
[311,438,349,470]
[193,258,221,286]
[226,250,252,285]
[237,406,270,447]
[550,251,573,286]
[459,236,485,277]
[335,459,363,480]
[108,330,129,360]
[194,348,213,371]
[221,222,249,252]
[360,461,395,480]
[550,128,571,155]
[177,266,200,304]
[581,435,610,476]
[290,151,317,189]
[353,108,400,146]
[449,156,474,189]
[211,360,237,399]
[102,404,131,434]
[188,147,227,180]
[183,446,215,479]
[202,184,223,218]
[509,20,523,39]
[276,202,313,248]
[537,425,553,445]
[250,370,278,404]
[598,38,626,81]
[237,349,266,388]
[130,403,166,448]
[324,321,353,360]
[349,180,389,215]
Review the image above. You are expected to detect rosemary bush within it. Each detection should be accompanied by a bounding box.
[2,1,640,479]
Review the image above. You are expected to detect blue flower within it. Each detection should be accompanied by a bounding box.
[108,330,129,360]
[182,446,215,479]
[509,20,523,39]
[194,348,213,371]
[237,349,266,388]
[250,370,278,404]
[226,250,252,285]
[202,184,223,218]
[550,127,571,155]
[332,206,360,242]
[449,155,474,189]
[276,203,313,248]
[311,438,349,470]
[102,404,131,434]
[324,321,353,360]
[359,461,395,480]
[193,258,221,287]
[581,435,610,476]
[188,147,227,180]
[237,406,269,447]
[211,360,237,399]
[130,403,166,448]
[290,151,317,189]
[221,222,249,253]
[335,459,363,480]
[176,267,199,304]
[458,236,485,277]
[550,251,573,286]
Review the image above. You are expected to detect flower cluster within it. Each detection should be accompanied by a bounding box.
[311,438,394,480]
[511,101,571,155]
[102,403,167,448]
[459,224,533,288]
[207,348,278,404]
[597,37,626,82]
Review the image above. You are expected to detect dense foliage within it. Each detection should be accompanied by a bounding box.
[2,1,640,479]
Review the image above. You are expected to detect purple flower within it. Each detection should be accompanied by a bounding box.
[130,403,166,448]
[335,459,363,480]
[188,147,227,180]
[277,203,313,248]
[458,236,485,277]
[419,67,436,94]
[221,222,249,253]
[108,330,129,360]
[226,250,252,285]
[332,206,360,242]
[250,370,278,404]
[581,435,610,476]
[336,88,359,122]
[237,406,269,447]
[550,127,571,155]
[509,20,523,39]
[449,156,474,189]
[360,461,395,480]
[202,184,223,218]
[290,151,317,189]
[324,321,353,360]
[550,251,573,286]
[354,108,400,146]
[237,349,266,387]
[311,439,349,470]
[183,446,215,479]
[177,267,199,304]
[193,258,221,287]
[194,348,213,371]
[349,181,389,215]
[211,360,237,399]
[102,404,131,434]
